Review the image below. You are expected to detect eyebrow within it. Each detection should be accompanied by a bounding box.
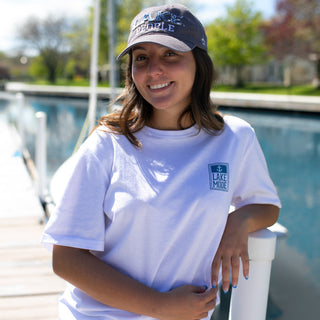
[132,46,146,52]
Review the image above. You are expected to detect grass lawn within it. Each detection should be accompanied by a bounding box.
[213,84,320,96]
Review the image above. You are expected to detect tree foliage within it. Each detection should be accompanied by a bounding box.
[65,17,91,79]
[263,0,320,58]
[262,0,320,86]
[17,15,70,83]
[206,0,266,87]
[116,0,144,55]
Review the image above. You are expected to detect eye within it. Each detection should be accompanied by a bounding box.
[134,55,147,62]
[165,51,177,57]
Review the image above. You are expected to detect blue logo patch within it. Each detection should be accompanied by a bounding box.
[208,163,229,191]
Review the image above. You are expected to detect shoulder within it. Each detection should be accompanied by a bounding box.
[218,115,256,147]
[223,115,255,136]
[223,114,253,131]
[75,126,115,166]
[84,125,114,148]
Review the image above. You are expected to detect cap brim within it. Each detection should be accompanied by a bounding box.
[117,34,194,60]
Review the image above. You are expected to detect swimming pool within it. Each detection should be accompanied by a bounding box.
[1,93,320,320]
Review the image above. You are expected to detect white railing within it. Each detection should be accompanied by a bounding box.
[15,93,48,206]
[35,111,47,204]
[229,228,278,320]
[16,92,25,153]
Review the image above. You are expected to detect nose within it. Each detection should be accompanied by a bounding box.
[147,56,163,76]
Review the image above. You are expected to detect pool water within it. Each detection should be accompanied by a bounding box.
[1,94,320,320]
[219,107,320,320]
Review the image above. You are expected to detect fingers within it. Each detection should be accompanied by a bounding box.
[221,256,231,293]
[210,254,221,289]
[231,255,240,288]
[200,287,218,314]
[165,284,218,320]
[189,285,207,294]
[211,253,250,293]
[189,285,218,319]
[241,251,250,280]
[211,252,232,293]
[201,285,218,299]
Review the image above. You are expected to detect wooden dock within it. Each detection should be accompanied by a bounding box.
[0,121,65,320]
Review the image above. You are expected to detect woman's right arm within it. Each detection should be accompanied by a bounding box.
[53,245,217,320]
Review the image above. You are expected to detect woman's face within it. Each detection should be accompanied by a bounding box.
[131,43,196,121]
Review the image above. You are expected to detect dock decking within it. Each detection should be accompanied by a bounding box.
[0,121,65,320]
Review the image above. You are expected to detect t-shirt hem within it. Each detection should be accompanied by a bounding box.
[41,233,105,252]
[232,197,281,212]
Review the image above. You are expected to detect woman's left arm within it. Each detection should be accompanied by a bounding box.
[211,204,279,293]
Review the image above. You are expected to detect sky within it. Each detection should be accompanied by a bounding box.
[0,0,276,55]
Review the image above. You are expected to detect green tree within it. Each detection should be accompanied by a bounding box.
[29,56,47,79]
[65,17,91,80]
[206,0,266,87]
[17,15,70,83]
[0,52,10,80]
[90,0,109,66]
[116,0,144,56]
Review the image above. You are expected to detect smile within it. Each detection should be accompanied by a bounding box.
[149,82,171,90]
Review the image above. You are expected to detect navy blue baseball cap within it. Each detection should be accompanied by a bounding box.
[117,3,207,59]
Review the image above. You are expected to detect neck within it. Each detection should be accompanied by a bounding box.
[148,110,193,130]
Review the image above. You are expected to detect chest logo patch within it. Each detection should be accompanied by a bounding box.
[208,163,229,192]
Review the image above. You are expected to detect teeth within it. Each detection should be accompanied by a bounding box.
[150,82,170,90]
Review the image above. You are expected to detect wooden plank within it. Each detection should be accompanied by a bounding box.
[0,123,44,220]
[0,216,44,243]
[0,217,65,298]
[0,245,51,262]
[0,122,64,318]
[0,294,60,320]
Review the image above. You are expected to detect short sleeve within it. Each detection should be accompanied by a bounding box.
[41,130,113,252]
[231,128,281,210]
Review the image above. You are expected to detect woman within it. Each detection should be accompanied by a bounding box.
[42,4,280,320]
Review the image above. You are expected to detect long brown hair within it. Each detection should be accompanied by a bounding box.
[98,47,224,148]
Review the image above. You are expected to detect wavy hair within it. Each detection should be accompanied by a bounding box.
[98,47,224,147]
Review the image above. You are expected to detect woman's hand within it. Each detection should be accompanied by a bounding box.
[211,204,279,293]
[158,285,218,320]
[211,211,249,293]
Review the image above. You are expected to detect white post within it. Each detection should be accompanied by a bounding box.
[16,92,25,153]
[228,228,277,320]
[88,0,101,132]
[108,0,117,107]
[35,112,47,203]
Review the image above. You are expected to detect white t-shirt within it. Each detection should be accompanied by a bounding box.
[42,115,281,320]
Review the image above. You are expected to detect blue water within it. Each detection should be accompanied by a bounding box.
[220,108,320,276]
[1,94,320,319]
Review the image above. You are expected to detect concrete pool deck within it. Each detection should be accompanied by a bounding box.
[4,82,320,113]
